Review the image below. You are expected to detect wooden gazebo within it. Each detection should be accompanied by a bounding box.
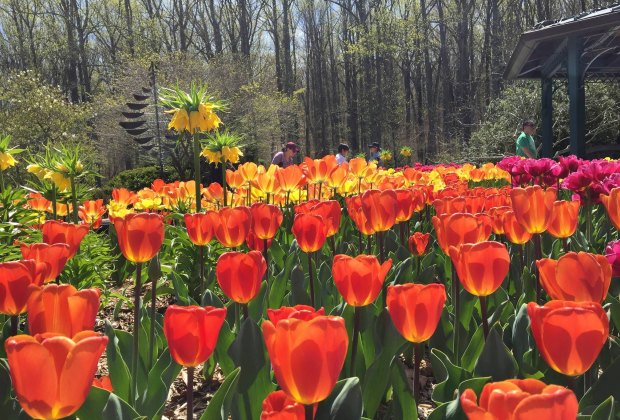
[504,5,620,157]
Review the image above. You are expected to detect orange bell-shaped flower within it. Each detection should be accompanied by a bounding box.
[547,200,580,238]
[261,390,305,420]
[600,187,620,230]
[112,213,164,263]
[5,331,107,420]
[262,308,348,405]
[460,378,578,420]
[213,206,252,248]
[27,284,100,337]
[360,189,398,232]
[537,252,611,303]
[291,213,327,253]
[78,199,106,229]
[527,300,608,376]
[20,243,71,284]
[432,213,492,255]
[251,203,283,240]
[502,211,532,245]
[309,200,341,237]
[184,211,219,246]
[449,241,510,297]
[510,186,556,234]
[332,254,392,306]
[386,283,446,343]
[42,220,89,258]
[163,305,227,367]
[0,260,42,315]
[216,251,267,303]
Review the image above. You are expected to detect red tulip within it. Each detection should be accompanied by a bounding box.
[216,251,267,303]
[27,284,100,337]
[263,308,348,404]
[112,213,164,263]
[251,203,283,240]
[510,186,557,234]
[42,220,89,258]
[78,199,106,229]
[267,305,325,324]
[5,331,108,420]
[432,213,492,255]
[309,200,341,237]
[213,206,252,248]
[346,196,375,236]
[527,300,608,376]
[408,232,430,256]
[394,189,417,223]
[291,213,327,253]
[547,200,580,238]
[449,241,510,297]
[332,255,392,306]
[360,189,398,232]
[460,378,578,420]
[20,243,71,283]
[247,230,272,252]
[184,211,219,246]
[387,283,446,343]
[487,206,511,235]
[163,305,227,367]
[600,188,620,230]
[261,390,305,420]
[0,260,42,315]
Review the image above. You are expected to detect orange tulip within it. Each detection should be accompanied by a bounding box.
[386,283,446,343]
[408,232,430,256]
[537,252,611,303]
[502,211,532,244]
[326,165,348,190]
[460,378,578,420]
[251,203,283,240]
[487,206,511,235]
[213,206,252,248]
[303,157,332,185]
[360,189,398,232]
[27,193,51,213]
[184,211,219,246]
[600,187,620,230]
[256,165,281,196]
[449,241,510,297]
[309,200,341,237]
[112,213,164,263]
[238,162,259,183]
[27,284,100,337]
[92,375,114,392]
[528,300,608,376]
[261,390,304,420]
[346,196,375,236]
[291,213,327,253]
[348,157,368,179]
[226,169,245,190]
[246,230,272,252]
[216,251,267,303]
[111,188,138,207]
[510,186,556,234]
[332,255,392,306]
[20,243,71,283]
[394,189,417,222]
[78,199,106,229]
[276,165,304,193]
[263,308,348,404]
[0,260,42,315]
[5,331,108,420]
[267,305,325,324]
[547,200,579,238]
[163,305,227,367]
[432,213,492,255]
[42,220,89,258]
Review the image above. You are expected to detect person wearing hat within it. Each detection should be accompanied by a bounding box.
[336,143,350,165]
[272,142,299,168]
[368,142,381,165]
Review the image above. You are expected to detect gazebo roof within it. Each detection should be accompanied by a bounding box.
[505,5,620,80]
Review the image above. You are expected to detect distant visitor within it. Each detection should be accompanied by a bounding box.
[516,120,538,158]
[336,143,350,165]
[272,142,299,168]
[368,142,381,165]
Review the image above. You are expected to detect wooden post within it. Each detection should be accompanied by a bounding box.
[541,78,554,158]
[567,36,586,158]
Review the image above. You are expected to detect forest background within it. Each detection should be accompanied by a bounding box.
[1,0,619,191]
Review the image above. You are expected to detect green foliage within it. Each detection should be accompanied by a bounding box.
[100,166,179,199]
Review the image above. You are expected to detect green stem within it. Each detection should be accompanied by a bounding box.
[480,296,489,340]
[199,245,205,297]
[149,269,158,371]
[186,366,194,420]
[350,306,361,377]
[452,263,460,359]
[0,169,5,192]
[70,175,79,223]
[307,252,315,307]
[193,135,202,212]
[305,405,314,420]
[51,187,58,220]
[10,315,18,336]
[534,233,543,303]
[413,342,423,402]
[131,262,143,404]
[221,162,228,207]
[242,303,249,320]
[234,301,240,333]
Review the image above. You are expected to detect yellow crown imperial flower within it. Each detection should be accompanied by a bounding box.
[45,171,71,191]
[168,108,190,133]
[201,148,222,164]
[221,146,243,164]
[0,152,17,171]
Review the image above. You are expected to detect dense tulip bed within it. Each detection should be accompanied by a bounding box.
[1,154,620,420]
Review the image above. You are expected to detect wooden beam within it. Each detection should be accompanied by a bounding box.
[567,36,586,158]
[541,78,554,157]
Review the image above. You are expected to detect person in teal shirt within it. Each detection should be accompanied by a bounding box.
[516,120,537,158]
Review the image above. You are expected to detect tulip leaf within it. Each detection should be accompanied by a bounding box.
[362,309,407,417]
[429,376,491,420]
[428,309,453,357]
[580,355,620,410]
[75,386,142,420]
[248,281,267,322]
[607,294,620,333]
[589,396,615,420]
[200,367,241,420]
[228,318,275,420]
[430,348,471,404]
[316,377,363,420]
[202,289,224,308]
[511,303,531,367]
[460,327,484,372]
[0,359,28,419]
[473,325,517,381]
[136,349,182,418]
[214,321,236,376]
[104,321,132,402]
[290,264,311,306]
[389,358,416,420]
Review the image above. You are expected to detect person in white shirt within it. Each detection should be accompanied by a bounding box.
[335,143,349,165]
